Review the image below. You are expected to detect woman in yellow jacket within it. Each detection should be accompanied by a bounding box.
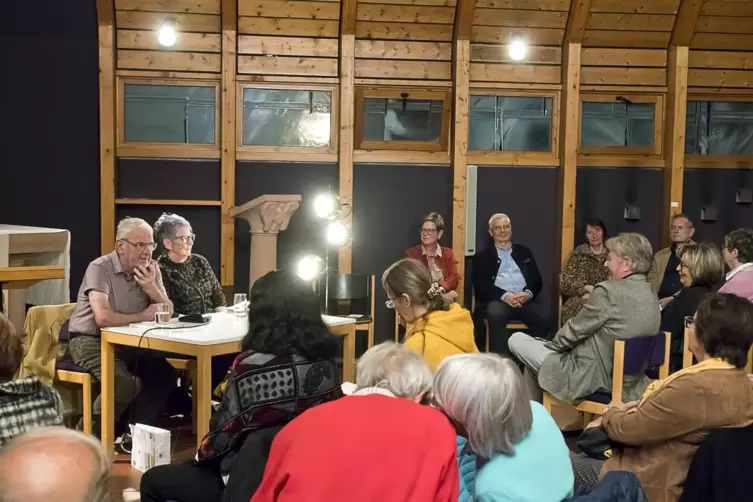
[383,258,478,371]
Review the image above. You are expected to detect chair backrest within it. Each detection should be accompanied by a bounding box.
[327,273,370,301]
[683,327,695,369]
[19,303,76,385]
[611,332,670,404]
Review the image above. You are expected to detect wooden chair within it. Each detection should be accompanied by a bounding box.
[327,273,376,348]
[683,327,694,369]
[544,332,671,427]
[55,360,93,435]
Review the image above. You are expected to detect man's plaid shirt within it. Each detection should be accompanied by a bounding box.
[0,376,63,448]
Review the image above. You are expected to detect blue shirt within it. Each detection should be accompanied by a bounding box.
[475,402,574,502]
[494,247,529,299]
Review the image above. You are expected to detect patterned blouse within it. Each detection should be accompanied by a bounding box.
[423,246,445,284]
[157,253,226,315]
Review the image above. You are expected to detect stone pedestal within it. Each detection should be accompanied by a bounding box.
[230,194,301,288]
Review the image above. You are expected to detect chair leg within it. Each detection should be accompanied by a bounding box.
[188,362,198,435]
[485,322,490,352]
[582,412,594,429]
[82,375,92,436]
[394,312,399,343]
[367,322,374,348]
[542,392,553,414]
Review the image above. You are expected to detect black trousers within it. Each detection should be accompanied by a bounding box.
[140,461,225,502]
[473,300,550,358]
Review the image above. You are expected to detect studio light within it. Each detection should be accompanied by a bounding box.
[157,18,178,47]
[313,193,337,219]
[326,221,350,246]
[297,255,324,282]
[508,38,527,61]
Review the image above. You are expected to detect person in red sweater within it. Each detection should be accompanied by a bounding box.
[250,343,459,502]
[405,212,460,305]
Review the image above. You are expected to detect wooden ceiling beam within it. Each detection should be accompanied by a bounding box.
[453,0,475,42]
[564,0,593,44]
[670,0,703,47]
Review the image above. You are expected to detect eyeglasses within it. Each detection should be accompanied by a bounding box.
[175,234,196,244]
[684,316,695,328]
[420,228,437,235]
[122,240,157,251]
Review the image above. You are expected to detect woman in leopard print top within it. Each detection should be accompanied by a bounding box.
[154,213,226,315]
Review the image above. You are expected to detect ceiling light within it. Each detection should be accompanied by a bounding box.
[157,18,178,47]
[508,38,527,61]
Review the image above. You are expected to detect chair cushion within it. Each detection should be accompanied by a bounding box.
[583,392,611,404]
[56,360,88,373]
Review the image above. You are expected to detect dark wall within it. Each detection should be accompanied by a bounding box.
[683,168,753,246]
[467,166,559,331]
[352,164,453,344]
[234,162,338,295]
[576,167,664,252]
[0,0,100,300]
[118,159,221,201]
[115,205,221,276]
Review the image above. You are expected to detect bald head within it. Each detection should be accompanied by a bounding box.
[0,427,110,502]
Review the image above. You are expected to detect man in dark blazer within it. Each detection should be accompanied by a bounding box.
[472,213,548,358]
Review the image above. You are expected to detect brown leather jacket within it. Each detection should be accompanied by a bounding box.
[601,368,753,502]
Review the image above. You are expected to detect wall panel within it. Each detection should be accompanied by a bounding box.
[117,159,221,200]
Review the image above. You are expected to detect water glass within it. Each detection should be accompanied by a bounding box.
[154,303,171,326]
[233,293,248,318]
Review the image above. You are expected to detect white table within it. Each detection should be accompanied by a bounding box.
[99,313,356,455]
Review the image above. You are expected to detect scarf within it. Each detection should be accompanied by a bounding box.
[640,357,736,405]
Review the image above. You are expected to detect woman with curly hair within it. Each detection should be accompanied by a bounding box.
[383,258,478,371]
[140,270,343,502]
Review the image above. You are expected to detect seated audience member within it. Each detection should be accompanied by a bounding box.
[0,427,111,502]
[560,218,610,325]
[67,217,176,437]
[660,243,723,371]
[405,212,460,305]
[472,213,547,357]
[140,270,343,502]
[154,212,226,315]
[719,228,753,302]
[572,293,753,502]
[383,258,477,371]
[648,214,695,307]
[0,314,63,448]
[433,353,573,502]
[510,233,660,403]
[250,342,459,502]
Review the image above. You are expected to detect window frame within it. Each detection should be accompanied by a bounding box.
[685,94,753,168]
[236,83,339,161]
[117,77,221,159]
[354,88,452,152]
[467,89,560,165]
[578,93,663,156]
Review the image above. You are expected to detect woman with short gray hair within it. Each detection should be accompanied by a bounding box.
[154,212,226,315]
[509,232,660,404]
[433,353,573,502]
[353,342,432,401]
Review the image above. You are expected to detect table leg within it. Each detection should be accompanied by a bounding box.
[101,335,116,457]
[342,325,356,383]
[194,350,212,451]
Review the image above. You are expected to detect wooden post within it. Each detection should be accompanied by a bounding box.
[97,0,116,254]
[338,0,357,274]
[662,46,689,246]
[220,0,237,286]
[451,40,470,305]
[558,43,582,265]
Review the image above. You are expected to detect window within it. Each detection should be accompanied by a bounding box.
[123,83,217,144]
[355,89,451,151]
[469,95,553,152]
[241,87,333,148]
[686,101,753,155]
[579,95,662,155]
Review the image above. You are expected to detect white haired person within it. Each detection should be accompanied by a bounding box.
[509,233,660,404]
[433,353,573,502]
[383,258,477,372]
[251,343,459,502]
[472,213,548,358]
[0,427,111,502]
[154,212,226,316]
[68,217,176,439]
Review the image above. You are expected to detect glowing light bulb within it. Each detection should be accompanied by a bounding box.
[313,194,337,219]
[508,38,527,61]
[297,255,324,281]
[157,20,177,47]
[326,221,349,246]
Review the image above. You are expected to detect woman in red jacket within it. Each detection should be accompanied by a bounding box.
[405,212,460,304]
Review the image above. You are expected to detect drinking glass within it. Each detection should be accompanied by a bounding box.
[233,293,248,318]
[154,303,171,326]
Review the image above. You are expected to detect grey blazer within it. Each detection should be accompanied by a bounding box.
[538,274,661,404]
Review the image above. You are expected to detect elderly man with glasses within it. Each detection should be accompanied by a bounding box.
[68,217,176,439]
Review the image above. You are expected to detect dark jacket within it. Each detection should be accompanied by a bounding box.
[678,424,753,502]
[472,244,543,304]
[221,425,284,502]
[568,472,647,502]
[659,284,714,369]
